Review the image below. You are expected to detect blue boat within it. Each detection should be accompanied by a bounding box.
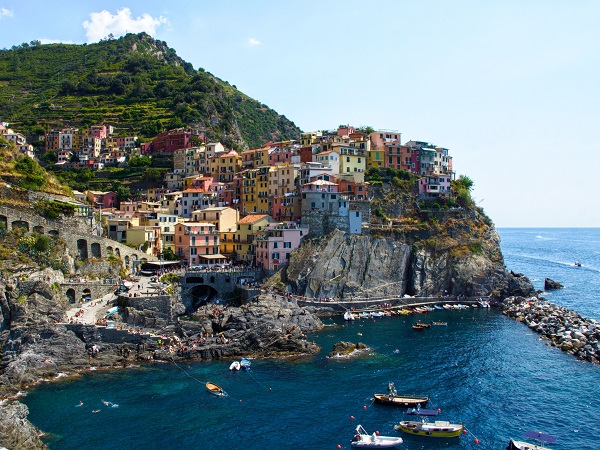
[434,305,444,310]
[240,358,251,370]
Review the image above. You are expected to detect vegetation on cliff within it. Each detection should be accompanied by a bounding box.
[0,33,301,149]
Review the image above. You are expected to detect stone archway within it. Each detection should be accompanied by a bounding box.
[66,288,76,304]
[77,239,88,260]
[125,255,130,266]
[107,246,113,255]
[82,288,92,302]
[91,242,101,258]
[33,225,44,234]
[188,285,220,312]
[12,220,29,232]
[115,248,121,257]
[0,215,7,230]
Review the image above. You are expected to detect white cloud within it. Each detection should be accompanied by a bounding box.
[248,38,261,46]
[82,8,169,43]
[0,7,14,18]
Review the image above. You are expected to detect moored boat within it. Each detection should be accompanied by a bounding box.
[240,358,251,370]
[416,320,431,328]
[229,361,240,370]
[351,425,403,448]
[205,381,224,396]
[432,321,447,326]
[344,311,355,321]
[507,431,557,450]
[373,393,429,408]
[412,325,426,331]
[395,419,463,437]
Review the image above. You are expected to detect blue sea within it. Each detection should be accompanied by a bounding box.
[22,228,600,450]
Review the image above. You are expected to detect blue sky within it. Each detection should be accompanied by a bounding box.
[1,1,599,227]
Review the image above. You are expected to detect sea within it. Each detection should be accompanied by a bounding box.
[21,228,600,450]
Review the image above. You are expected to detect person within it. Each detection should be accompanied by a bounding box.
[77,401,83,407]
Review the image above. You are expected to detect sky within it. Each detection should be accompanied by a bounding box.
[1,1,599,227]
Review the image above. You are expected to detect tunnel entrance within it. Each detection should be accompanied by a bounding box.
[188,285,220,312]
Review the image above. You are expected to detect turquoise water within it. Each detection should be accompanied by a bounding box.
[22,228,600,450]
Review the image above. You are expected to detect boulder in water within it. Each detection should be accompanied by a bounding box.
[544,278,564,290]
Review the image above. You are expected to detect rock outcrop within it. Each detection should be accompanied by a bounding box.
[503,296,600,364]
[327,341,368,358]
[544,278,564,290]
[0,401,46,450]
[284,219,534,300]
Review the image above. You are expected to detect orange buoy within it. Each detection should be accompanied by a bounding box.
[363,405,367,409]
[462,429,467,434]
[437,408,441,413]
[350,415,355,420]
[337,445,341,449]
[375,431,379,435]
[474,438,480,444]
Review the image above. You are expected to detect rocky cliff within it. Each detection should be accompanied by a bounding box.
[283,208,534,300]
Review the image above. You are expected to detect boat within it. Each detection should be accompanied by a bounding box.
[575,261,581,267]
[412,325,426,331]
[351,425,404,448]
[373,382,429,408]
[344,311,355,321]
[374,393,429,408]
[229,361,240,371]
[432,321,447,326]
[370,311,384,318]
[434,305,444,310]
[416,320,431,328]
[240,358,251,370]
[205,381,224,396]
[395,407,463,438]
[507,431,558,450]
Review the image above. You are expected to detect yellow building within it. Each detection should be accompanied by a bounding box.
[208,150,241,183]
[268,164,297,197]
[367,149,385,169]
[235,214,272,262]
[193,206,239,257]
[125,225,161,256]
[334,144,367,183]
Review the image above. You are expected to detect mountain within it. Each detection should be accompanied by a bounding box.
[0,33,301,149]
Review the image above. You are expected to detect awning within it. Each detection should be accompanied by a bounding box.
[141,260,181,267]
[199,254,227,260]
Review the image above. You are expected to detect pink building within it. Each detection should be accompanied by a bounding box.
[254,222,309,272]
[174,222,225,267]
[418,174,452,199]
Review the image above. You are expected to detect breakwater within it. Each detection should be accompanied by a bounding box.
[503,296,600,364]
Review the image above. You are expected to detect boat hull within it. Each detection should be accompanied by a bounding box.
[507,439,551,450]
[205,382,224,396]
[395,420,463,437]
[373,394,429,408]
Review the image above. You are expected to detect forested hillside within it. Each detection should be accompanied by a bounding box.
[0,32,301,149]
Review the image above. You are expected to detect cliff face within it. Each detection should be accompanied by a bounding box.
[284,209,534,300]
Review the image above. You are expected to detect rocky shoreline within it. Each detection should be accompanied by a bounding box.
[502,296,600,364]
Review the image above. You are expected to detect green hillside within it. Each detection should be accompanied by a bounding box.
[0,33,301,149]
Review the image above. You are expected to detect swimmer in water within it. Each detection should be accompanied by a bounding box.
[76,401,83,407]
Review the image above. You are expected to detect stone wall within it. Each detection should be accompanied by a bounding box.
[0,205,157,271]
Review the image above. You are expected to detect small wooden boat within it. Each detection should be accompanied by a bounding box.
[416,320,431,328]
[206,381,224,396]
[412,325,426,331]
[395,420,463,437]
[507,431,557,450]
[374,393,429,408]
[351,425,403,448]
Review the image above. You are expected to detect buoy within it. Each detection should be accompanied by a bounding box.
[240,399,242,402]
[474,438,480,444]
[437,408,441,413]
[462,429,467,434]
[350,415,355,420]
[337,445,341,449]
[363,405,367,409]
[375,431,379,435]
[269,387,272,391]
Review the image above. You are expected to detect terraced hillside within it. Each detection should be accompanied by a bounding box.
[0,33,301,149]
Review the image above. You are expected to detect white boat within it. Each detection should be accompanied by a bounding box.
[507,431,557,450]
[351,425,403,448]
[344,311,355,321]
[240,358,251,370]
[229,361,240,371]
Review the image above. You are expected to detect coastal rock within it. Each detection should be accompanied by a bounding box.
[327,341,367,358]
[503,296,600,364]
[0,401,46,449]
[284,223,534,300]
[544,278,564,290]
